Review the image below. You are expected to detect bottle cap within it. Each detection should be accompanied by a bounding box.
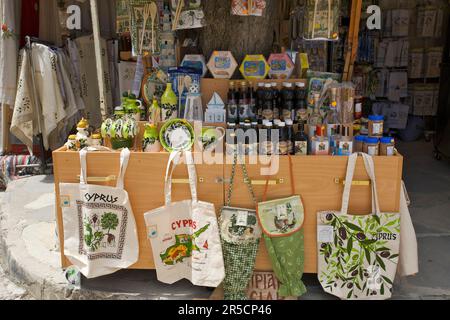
[278,122,286,127]
[285,119,293,126]
[369,115,384,121]
[366,137,380,144]
[264,83,272,88]
[295,82,306,88]
[355,135,366,142]
[258,82,265,87]
[380,137,395,144]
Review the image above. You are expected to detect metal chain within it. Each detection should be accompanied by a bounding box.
[226,152,257,207]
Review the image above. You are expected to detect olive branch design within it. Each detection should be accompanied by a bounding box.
[319,213,400,299]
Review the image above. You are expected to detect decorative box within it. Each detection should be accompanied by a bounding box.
[239,54,270,80]
[207,51,238,79]
[181,54,208,77]
[267,53,295,79]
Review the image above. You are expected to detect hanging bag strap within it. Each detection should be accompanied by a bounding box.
[262,154,296,202]
[79,148,130,190]
[341,153,381,216]
[164,151,198,206]
[226,152,257,207]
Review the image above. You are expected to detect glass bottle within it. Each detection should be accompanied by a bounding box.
[271,82,280,120]
[239,81,250,122]
[338,126,353,156]
[262,83,274,121]
[227,81,239,124]
[281,82,295,122]
[294,82,308,123]
[308,93,323,138]
[326,87,340,137]
[285,119,295,155]
[312,125,330,156]
[256,82,265,124]
[294,121,308,156]
[248,83,257,123]
[278,122,288,155]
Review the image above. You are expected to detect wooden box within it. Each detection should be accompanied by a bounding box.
[53,149,403,273]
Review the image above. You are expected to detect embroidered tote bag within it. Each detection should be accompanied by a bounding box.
[144,151,225,287]
[59,148,139,279]
[257,155,306,297]
[317,153,401,300]
[219,153,262,300]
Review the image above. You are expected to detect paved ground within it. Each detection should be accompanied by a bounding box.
[0,139,449,300]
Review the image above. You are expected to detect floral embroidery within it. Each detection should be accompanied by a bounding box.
[1,23,16,39]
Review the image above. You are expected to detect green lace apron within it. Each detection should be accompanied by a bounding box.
[257,156,307,297]
[219,154,262,300]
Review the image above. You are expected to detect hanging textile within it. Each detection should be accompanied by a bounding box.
[0,155,41,190]
[219,154,262,300]
[257,156,307,298]
[0,0,20,106]
[11,44,67,153]
[75,35,113,128]
[20,0,39,47]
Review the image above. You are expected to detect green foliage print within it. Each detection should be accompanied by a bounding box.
[318,212,400,299]
[84,212,120,252]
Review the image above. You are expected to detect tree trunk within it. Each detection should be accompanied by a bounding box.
[199,0,278,64]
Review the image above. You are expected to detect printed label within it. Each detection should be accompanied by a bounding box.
[368,145,378,156]
[387,146,395,156]
[372,123,383,135]
[318,225,334,243]
[276,204,288,220]
[295,141,308,155]
[339,141,353,156]
[236,211,249,226]
[148,225,158,239]
[314,141,330,156]
[60,195,71,208]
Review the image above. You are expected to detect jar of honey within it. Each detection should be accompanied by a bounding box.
[368,115,384,137]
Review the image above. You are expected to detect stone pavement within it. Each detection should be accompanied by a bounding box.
[0,140,449,300]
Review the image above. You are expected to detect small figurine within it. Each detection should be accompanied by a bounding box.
[66,135,78,151]
[76,118,90,150]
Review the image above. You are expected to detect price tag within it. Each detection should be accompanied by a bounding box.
[276,204,288,220]
[236,211,249,227]
[317,225,334,243]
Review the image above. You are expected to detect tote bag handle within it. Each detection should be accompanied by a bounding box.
[262,154,296,202]
[79,148,131,190]
[164,151,198,206]
[341,153,381,216]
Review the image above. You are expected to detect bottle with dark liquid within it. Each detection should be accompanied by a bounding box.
[227,81,239,124]
[239,81,250,122]
[294,121,308,156]
[272,82,280,120]
[248,83,257,123]
[281,82,295,122]
[294,82,308,124]
[256,82,265,124]
[262,83,274,121]
[278,122,288,155]
[286,119,295,155]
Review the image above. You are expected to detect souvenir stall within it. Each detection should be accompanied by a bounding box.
[46,0,420,300]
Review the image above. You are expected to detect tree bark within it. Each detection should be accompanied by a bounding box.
[199,0,278,64]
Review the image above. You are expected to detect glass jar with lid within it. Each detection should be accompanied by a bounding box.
[364,137,380,156]
[368,115,384,137]
[380,137,395,156]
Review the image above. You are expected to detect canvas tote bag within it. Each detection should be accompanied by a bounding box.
[317,153,401,300]
[144,151,225,287]
[257,155,307,297]
[59,148,139,279]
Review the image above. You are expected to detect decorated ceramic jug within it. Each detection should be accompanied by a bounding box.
[143,124,161,153]
[161,83,178,121]
[76,118,90,150]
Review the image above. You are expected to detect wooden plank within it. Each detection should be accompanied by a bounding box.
[343,0,363,81]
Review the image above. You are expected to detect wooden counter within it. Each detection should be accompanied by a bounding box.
[53,149,403,273]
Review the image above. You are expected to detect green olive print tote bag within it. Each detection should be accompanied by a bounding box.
[317,153,401,300]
